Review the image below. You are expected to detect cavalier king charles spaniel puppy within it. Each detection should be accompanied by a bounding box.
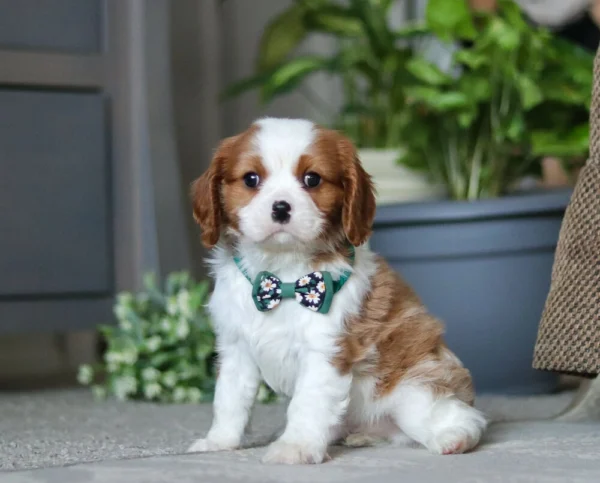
[187,118,486,464]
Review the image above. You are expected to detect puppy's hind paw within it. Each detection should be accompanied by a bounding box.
[426,423,484,455]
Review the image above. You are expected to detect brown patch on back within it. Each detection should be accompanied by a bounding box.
[333,258,475,405]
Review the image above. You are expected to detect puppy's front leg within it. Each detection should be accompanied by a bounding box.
[188,343,260,453]
[262,352,351,464]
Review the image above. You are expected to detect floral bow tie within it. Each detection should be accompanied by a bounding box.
[233,247,355,315]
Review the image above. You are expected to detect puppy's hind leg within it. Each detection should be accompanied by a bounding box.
[390,383,487,455]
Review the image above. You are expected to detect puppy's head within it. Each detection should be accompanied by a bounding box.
[192,118,376,251]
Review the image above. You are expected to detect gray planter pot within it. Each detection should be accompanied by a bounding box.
[370,188,572,395]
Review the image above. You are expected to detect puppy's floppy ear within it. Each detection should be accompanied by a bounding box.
[339,135,376,246]
[191,136,237,248]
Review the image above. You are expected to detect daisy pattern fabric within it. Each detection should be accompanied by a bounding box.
[251,270,335,314]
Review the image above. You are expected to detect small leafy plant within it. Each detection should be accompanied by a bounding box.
[398,0,593,199]
[78,272,276,404]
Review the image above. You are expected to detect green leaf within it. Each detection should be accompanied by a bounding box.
[405,87,470,111]
[506,113,525,141]
[189,281,209,313]
[406,58,452,86]
[458,109,477,128]
[261,56,334,102]
[257,3,307,70]
[405,86,441,103]
[337,44,387,85]
[394,22,429,38]
[165,273,179,297]
[142,272,166,306]
[77,364,94,385]
[143,273,157,291]
[220,70,275,101]
[350,0,395,57]
[98,324,118,339]
[549,37,594,72]
[538,76,588,106]
[454,49,488,69]
[304,5,363,37]
[498,0,528,31]
[148,352,171,369]
[425,0,477,42]
[541,40,593,107]
[459,76,490,102]
[485,17,520,51]
[531,125,589,158]
[516,74,543,109]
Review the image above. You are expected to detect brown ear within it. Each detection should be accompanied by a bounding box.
[339,136,376,246]
[191,136,237,248]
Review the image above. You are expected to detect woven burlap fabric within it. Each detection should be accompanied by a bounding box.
[532,47,600,376]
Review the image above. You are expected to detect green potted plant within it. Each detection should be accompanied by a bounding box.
[397,0,591,199]
[223,0,445,204]
[368,0,592,394]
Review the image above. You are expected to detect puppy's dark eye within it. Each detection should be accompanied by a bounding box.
[303,172,321,188]
[243,172,260,188]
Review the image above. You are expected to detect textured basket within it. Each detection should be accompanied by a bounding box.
[532,47,600,376]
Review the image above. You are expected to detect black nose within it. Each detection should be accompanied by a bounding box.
[272,200,291,224]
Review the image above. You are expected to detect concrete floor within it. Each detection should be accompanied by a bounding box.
[3,389,600,483]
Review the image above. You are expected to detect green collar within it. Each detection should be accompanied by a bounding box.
[233,246,355,314]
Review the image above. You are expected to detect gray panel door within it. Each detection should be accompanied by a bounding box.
[0,90,112,296]
[0,0,102,53]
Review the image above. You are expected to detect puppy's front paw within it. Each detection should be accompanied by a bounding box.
[262,440,329,465]
[187,438,238,454]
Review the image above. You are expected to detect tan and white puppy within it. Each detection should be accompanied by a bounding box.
[188,118,486,464]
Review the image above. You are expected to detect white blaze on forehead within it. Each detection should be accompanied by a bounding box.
[254,118,316,173]
[236,117,324,247]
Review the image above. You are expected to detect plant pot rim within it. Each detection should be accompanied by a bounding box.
[373,188,573,226]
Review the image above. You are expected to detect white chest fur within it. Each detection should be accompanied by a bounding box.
[207,246,375,396]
